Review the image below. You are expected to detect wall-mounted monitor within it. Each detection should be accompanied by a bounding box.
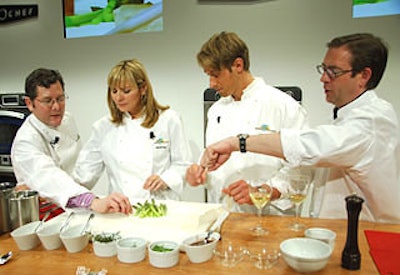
[62,0,163,39]
[353,0,400,18]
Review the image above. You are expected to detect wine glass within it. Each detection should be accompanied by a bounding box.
[248,180,273,236]
[287,174,311,231]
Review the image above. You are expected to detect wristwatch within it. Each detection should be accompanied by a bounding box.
[237,134,249,153]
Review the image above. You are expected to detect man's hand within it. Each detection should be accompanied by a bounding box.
[90,192,132,215]
[201,136,237,171]
[222,180,252,205]
[185,164,207,186]
[222,180,281,205]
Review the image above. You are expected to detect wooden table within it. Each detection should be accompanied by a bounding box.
[1,213,399,274]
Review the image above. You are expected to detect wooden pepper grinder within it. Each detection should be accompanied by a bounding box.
[341,194,364,270]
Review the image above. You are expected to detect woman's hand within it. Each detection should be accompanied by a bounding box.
[143,174,168,192]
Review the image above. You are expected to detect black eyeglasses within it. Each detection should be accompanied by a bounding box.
[316,64,355,80]
[35,94,68,107]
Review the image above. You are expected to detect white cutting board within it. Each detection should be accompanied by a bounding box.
[49,200,227,244]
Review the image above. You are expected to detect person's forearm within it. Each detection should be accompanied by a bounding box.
[229,133,285,159]
[245,134,285,160]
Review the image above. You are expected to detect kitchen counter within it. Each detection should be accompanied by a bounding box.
[1,210,399,274]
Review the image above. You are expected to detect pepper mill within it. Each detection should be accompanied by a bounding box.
[341,194,364,270]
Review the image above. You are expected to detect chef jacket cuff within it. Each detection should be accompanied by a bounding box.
[66,192,97,209]
[280,128,303,166]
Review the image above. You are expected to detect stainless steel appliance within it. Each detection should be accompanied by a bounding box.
[0,182,15,234]
[0,93,30,183]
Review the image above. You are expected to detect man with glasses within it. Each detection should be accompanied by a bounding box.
[11,68,132,215]
[200,33,400,223]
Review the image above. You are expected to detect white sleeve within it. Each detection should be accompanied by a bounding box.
[72,119,107,189]
[158,111,193,196]
[11,132,89,208]
[280,120,373,167]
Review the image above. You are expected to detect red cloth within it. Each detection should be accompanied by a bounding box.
[39,201,64,221]
[364,230,400,275]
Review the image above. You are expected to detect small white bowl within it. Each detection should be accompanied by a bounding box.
[182,232,220,263]
[304,227,336,251]
[116,237,147,263]
[93,240,117,257]
[148,240,179,268]
[36,221,63,250]
[280,237,332,273]
[10,221,41,250]
[60,225,89,253]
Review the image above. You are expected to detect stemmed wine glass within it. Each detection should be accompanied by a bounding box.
[287,174,311,232]
[248,180,273,236]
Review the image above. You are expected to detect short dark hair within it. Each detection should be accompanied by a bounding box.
[25,68,65,100]
[327,33,388,90]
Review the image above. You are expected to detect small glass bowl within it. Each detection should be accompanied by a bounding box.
[213,242,249,268]
[248,248,280,269]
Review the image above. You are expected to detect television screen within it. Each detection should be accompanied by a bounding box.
[353,0,400,18]
[62,0,163,39]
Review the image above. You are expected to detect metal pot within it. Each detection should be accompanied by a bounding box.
[0,182,15,234]
[9,190,39,230]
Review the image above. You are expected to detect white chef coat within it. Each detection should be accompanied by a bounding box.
[73,109,192,202]
[205,77,308,212]
[281,90,400,223]
[11,112,87,208]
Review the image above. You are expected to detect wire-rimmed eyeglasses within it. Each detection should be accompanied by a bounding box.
[35,94,68,107]
[316,64,355,80]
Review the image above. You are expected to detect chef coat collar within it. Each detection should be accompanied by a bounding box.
[29,114,60,144]
[123,111,144,122]
[228,77,260,102]
[335,90,375,119]
[241,77,260,100]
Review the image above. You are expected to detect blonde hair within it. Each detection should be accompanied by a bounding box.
[107,59,169,128]
[197,31,250,72]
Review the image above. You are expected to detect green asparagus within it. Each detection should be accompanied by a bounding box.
[64,0,117,27]
[132,199,167,218]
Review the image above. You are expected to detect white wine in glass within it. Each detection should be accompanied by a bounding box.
[249,181,273,236]
[287,174,310,232]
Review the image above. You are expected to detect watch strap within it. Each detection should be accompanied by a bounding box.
[237,134,249,153]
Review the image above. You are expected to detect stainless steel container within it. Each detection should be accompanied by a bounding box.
[9,190,39,230]
[0,182,15,234]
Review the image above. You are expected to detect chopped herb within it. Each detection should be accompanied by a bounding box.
[151,244,174,252]
[92,232,121,243]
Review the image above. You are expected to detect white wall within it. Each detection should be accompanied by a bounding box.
[1,0,399,201]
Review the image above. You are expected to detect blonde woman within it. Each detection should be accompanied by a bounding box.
[73,59,192,202]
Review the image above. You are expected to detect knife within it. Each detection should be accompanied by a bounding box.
[208,210,229,233]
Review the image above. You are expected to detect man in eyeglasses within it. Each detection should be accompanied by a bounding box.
[200,33,400,223]
[11,68,132,216]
